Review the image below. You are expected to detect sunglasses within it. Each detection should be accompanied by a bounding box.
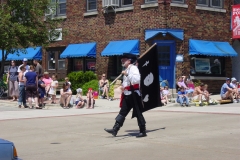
[102,76,105,77]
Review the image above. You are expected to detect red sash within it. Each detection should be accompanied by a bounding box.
[119,84,139,108]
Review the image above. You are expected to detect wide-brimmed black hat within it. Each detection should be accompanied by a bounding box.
[121,53,138,64]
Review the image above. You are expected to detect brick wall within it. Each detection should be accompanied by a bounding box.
[46,0,233,93]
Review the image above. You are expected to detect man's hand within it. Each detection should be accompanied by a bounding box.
[121,71,128,76]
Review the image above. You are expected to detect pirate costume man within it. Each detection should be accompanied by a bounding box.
[104,53,147,138]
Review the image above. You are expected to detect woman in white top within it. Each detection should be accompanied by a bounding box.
[60,82,72,109]
[49,75,58,104]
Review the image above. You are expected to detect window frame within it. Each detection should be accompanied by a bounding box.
[145,0,158,4]
[197,0,224,8]
[87,0,97,12]
[172,0,185,3]
[51,0,66,16]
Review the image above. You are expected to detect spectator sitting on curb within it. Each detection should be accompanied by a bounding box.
[192,83,208,105]
[163,86,171,103]
[86,88,94,109]
[220,78,234,102]
[177,87,190,107]
[75,88,85,109]
[177,76,194,96]
[230,77,240,103]
[160,87,167,105]
[60,82,72,109]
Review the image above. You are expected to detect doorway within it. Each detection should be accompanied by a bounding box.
[155,40,176,88]
[46,47,66,80]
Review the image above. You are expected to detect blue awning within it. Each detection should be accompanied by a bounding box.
[145,29,184,41]
[101,39,139,56]
[189,39,238,57]
[1,47,42,61]
[60,42,96,58]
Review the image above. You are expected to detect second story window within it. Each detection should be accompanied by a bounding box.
[145,0,157,3]
[234,0,240,5]
[122,0,133,6]
[51,0,66,16]
[197,0,223,8]
[87,0,97,11]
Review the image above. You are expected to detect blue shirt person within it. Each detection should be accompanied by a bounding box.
[220,78,234,101]
[177,87,189,107]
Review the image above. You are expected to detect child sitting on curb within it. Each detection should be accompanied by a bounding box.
[177,87,190,107]
[75,88,85,109]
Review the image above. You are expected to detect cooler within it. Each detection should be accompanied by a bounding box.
[93,91,98,99]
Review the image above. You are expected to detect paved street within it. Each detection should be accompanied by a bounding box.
[0,98,240,160]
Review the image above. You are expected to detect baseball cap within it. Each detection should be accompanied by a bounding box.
[23,58,28,62]
[226,78,230,81]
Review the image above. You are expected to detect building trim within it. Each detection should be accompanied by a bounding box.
[196,6,226,13]
[170,3,188,8]
[84,11,98,17]
[141,3,158,9]
[115,6,134,12]
[190,76,227,80]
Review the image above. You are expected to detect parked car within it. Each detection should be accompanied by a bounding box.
[0,138,21,160]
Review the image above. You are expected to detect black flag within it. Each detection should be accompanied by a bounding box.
[138,44,161,112]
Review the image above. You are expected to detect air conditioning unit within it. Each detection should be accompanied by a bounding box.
[102,0,119,7]
[49,28,62,41]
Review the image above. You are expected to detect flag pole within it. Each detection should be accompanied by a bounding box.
[110,43,157,86]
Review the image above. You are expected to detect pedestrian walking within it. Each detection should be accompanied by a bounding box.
[104,53,147,138]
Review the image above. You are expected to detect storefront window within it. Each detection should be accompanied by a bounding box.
[86,58,96,72]
[48,51,55,70]
[73,59,83,71]
[190,56,225,76]
[58,60,65,70]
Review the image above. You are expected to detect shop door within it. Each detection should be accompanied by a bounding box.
[155,41,176,88]
[47,50,66,79]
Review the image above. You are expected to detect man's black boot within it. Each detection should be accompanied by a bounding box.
[104,122,121,136]
[136,125,147,138]
[104,114,125,137]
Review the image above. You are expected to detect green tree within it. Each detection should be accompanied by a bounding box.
[0,0,62,78]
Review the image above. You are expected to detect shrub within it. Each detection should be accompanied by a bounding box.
[67,71,97,94]
[3,73,7,83]
[109,82,114,98]
[82,80,99,95]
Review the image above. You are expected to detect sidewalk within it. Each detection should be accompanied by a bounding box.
[0,94,225,108]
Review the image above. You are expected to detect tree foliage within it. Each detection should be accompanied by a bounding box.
[0,0,62,77]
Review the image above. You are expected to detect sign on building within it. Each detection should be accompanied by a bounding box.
[232,5,240,39]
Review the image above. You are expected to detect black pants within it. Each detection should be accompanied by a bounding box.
[119,92,146,126]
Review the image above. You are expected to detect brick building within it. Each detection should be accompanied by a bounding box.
[16,0,239,93]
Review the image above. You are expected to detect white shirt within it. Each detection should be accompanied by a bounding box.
[122,64,140,95]
[18,64,30,74]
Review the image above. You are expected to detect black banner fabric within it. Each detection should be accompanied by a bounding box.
[138,44,162,112]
